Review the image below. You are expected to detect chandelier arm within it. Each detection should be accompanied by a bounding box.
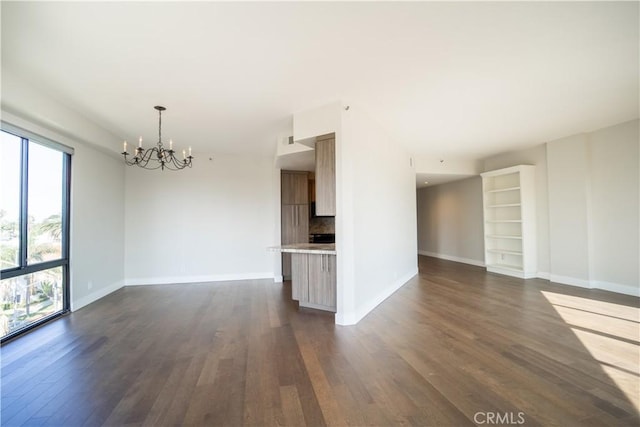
[180,155,193,169]
[140,162,163,170]
[123,154,139,166]
[138,149,163,170]
[132,150,151,169]
[134,154,150,168]
[165,154,187,171]
[165,156,177,170]
[140,147,159,165]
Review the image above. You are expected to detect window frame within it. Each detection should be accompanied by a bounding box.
[0,129,71,342]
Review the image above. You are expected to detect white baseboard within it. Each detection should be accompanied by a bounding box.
[335,310,356,325]
[418,251,485,268]
[125,272,275,286]
[71,280,124,311]
[591,280,639,297]
[336,268,419,326]
[549,274,591,289]
[486,266,538,279]
[417,256,637,298]
[537,271,550,280]
[273,275,284,283]
[548,274,639,297]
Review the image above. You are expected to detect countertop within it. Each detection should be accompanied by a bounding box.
[268,243,336,255]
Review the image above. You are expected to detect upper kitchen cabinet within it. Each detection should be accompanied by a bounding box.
[315,133,336,216]
[281,171,309,205]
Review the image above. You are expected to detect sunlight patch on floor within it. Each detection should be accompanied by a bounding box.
[541,291,639,322]
[541,291,640,412]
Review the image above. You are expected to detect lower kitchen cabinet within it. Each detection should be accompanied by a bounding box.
[291,253,308,301]
[291,253,336,312]
[281,204,309,279]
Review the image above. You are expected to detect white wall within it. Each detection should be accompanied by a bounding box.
[546,135,591,284]
[547,120,639,295]
[589,121,639,291]
[414,156,480,176]
[70,144,125,309]
[293,101,342,141]
[341,105,418,324]
[124,153,277,284]
[416,177,485,266]
[1,75,126,311]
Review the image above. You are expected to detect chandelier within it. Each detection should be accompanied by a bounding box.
[122,106,193,170]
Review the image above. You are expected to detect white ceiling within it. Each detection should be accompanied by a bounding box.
[2,2,638,160]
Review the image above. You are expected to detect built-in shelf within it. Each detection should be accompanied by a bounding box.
[490,263,524,272]
[486,234,523,240]
[486,186,520,193]
[487,203,521,208]
[487,249,523,256]
[486,220,522,223]
[481,165,537,279]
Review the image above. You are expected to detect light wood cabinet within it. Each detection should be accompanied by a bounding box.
[281,171,310,279]
[282,252,292,282]
[314,134,336,216]
[308,254,336,308]
[281,171,309,205]
[291,253,308,301]
[281,205,309,244]
[481,165,536,279]
[281,204,309,279]
[291,253,336,312]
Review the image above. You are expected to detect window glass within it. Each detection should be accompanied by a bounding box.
[27,141,63,264]
[0,267,63,337]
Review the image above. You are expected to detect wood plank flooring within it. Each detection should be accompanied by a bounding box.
[2,256,639,426]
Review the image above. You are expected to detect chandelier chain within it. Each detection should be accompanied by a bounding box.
[158,108,162,147]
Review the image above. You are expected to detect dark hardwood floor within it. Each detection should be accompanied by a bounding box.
[2,256,639,426]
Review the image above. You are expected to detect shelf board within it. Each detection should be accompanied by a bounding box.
[487,263,523,272]
[487,203,521,208]
[486,220,522,223]
[486,234,523,239]
[486,186,520,193]
[487,249,523,256]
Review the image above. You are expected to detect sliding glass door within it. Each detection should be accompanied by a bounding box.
[0,129,71,341]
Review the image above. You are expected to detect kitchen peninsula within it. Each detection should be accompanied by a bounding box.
[269,244,336,312]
